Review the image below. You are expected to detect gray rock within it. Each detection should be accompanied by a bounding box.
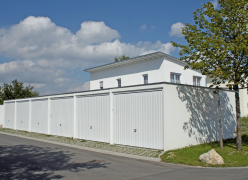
[199,149,224,165]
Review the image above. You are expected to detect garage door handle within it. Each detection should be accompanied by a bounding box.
[134,129,137,132]
[90,126,92,129]
[60,124,61,126]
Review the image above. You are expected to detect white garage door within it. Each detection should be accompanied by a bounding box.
[76,94,110,143]
[50,97,74,137]
[113,89,164,149]
[31,99,48,134]
[4,102,15,129]
[16,101,29,131]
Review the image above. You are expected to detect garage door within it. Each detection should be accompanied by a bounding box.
[50,97,74,137]
[76,94,110,142]
[113,89,164,149]
[4,102,15,129]
[31,99,48,134]
[16,101,29,131]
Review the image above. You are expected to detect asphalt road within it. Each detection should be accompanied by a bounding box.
[0,134,247,180]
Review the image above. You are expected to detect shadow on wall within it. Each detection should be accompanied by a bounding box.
[0,145,109,179]
[176,85,236,144]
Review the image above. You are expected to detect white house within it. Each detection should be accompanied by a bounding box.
[85,51,248,117]
[84,52,207,90]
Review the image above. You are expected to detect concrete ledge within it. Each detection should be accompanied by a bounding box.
[0,131,161,162]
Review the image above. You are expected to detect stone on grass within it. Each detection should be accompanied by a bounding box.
[199,149,224,165]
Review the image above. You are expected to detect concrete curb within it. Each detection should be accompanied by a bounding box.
[0,131,161,162]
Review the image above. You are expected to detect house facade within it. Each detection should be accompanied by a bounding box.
[84,52,206,90]
[85,51,248,117]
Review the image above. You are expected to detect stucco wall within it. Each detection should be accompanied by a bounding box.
[163,83,236,151]
[0,105,3,127]
[206,77,248,117]
[90,57,206,90]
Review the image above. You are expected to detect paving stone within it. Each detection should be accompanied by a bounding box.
[0,128,162,158]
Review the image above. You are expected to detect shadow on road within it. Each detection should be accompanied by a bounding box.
[0,144,109,179]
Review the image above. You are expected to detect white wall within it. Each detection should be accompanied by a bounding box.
[163,83,236,151]
[90,57,206,90]
[0,105,3,127]
[3,83,236,151]
[206,77,248,117]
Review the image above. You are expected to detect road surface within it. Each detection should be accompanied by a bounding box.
[0,133,247,180]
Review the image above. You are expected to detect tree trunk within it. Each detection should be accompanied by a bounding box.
[234,85,242,150]
[217,88,223,150]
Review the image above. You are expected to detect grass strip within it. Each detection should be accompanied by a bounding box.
[161,118,248,167]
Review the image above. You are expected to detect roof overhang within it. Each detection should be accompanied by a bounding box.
[84,51,187,73]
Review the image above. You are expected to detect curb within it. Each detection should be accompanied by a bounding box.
[0,131,161,162]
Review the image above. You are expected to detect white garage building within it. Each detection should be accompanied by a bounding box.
[3,52,236,151]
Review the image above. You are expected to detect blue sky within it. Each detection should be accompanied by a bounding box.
[0,0,217,95]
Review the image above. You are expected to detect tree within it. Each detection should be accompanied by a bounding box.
[171,0,248,150]
[0,79,39,104]
[114,54,130,62]
[216,87,223,150]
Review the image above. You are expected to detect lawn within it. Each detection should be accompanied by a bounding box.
[161,118,248,167]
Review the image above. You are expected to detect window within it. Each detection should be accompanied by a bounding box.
[193,76,201,86]
[100,81,103,89]
[171,73,181,84]
[117,79,121,87]
[143,74,148,84]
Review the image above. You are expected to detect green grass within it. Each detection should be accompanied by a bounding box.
[161,118,248,167]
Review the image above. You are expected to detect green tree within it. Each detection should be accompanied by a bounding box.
[0,79,39,104]
[171,0,248,150]
[114,54,130,62]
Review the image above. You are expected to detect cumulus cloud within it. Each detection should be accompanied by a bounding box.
[75,21,120,44]
[0,16,176,95]
[68,81,90,92]
[139,24,147,31]
[169,22,185,37]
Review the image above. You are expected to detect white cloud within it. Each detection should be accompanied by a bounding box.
[169,22,185,37]
[75,21,120,44]
[139,24,147,31]
[151,25,156,30]
[0,16,176,95]
[68,81,90,92]
[211,0,218,9]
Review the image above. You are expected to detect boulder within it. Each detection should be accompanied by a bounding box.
[199,149,224,165]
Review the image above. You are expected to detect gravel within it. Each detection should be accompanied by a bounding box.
[0,128,162,158]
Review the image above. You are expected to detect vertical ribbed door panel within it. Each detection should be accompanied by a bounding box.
[113,90,164,149]
[31,99,48,134]
[76,94,110,142]
[4,102,15,129]
[16,101,29,131]
[50,97,74,137]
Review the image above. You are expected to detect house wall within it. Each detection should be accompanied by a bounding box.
[0,105,3,127]
[163,83,236,151]
[3,83,235,151]
[206,77,248,117]
[90,57,206,90]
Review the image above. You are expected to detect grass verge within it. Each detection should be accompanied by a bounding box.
[161,118,248,167]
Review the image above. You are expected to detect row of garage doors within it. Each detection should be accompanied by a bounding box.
[4,89,164,149]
